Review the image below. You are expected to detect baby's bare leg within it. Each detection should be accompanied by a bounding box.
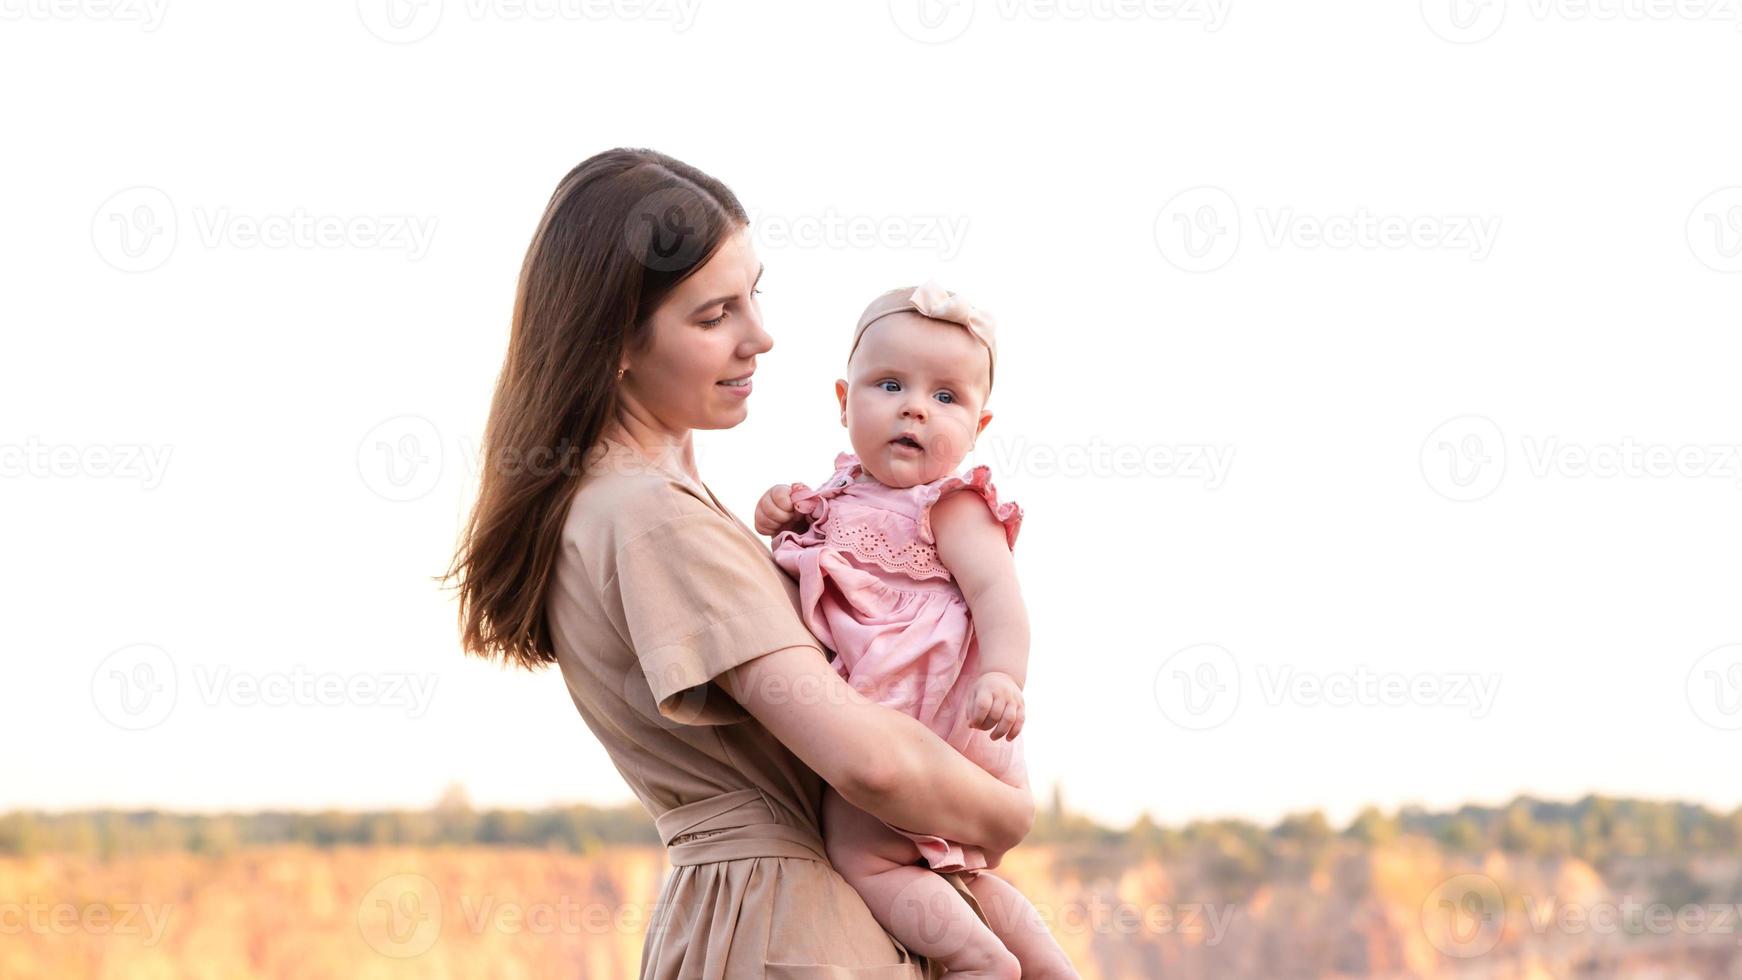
[821,786,1019,979]
[963,871,1081,979]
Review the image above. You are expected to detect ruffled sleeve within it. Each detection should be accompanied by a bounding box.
[916,465,1022,550]
[783,453,863,527]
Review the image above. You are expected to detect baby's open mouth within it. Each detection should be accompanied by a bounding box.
[891,436,922,450]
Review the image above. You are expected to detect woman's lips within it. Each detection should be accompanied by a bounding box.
[716,375,752,397]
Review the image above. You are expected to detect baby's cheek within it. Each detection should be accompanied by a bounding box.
[929,422,977,469]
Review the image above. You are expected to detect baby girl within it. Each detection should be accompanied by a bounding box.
[754,282,1077,978]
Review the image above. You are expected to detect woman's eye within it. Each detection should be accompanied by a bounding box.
[700,310,726,327]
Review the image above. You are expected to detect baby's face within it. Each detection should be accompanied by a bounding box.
[835,312,993,488]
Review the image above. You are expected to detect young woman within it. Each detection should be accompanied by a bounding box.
[444,148,1035,979]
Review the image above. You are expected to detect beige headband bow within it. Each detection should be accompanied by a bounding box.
[848,280,998,394]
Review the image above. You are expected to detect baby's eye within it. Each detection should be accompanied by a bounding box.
[878,380,901,392]
[936,391,955,404]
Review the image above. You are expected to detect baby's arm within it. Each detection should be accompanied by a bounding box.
[931,488,1030,741]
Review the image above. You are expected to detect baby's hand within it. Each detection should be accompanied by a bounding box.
[967,670,1025,741]
[754,484,807,536]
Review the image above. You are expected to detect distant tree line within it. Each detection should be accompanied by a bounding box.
[6,790,1740,873]
[0,797,658,859]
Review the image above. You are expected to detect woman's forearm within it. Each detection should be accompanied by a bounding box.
[721,643,1033,853]
[841,707,1033,853]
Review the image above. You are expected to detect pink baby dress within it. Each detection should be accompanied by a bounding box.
[771,451,1026,875]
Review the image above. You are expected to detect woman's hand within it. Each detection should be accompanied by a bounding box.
[753,484,808,536]
[977,773,1035,869]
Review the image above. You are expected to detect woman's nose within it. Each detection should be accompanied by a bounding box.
[742,306,773,355]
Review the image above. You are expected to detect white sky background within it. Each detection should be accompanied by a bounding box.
[3,1,1741,831]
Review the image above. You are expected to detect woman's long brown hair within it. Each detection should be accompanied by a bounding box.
[442,148,748,670]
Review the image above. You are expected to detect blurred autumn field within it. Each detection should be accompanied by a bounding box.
[5,794,1742,979]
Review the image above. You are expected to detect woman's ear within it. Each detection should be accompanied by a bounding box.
[834,379,849,426]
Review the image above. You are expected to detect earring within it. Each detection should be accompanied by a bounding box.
[616,367,626,380]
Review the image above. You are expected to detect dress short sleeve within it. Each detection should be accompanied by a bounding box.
[607,503,825,726]
[916,465,1023,550]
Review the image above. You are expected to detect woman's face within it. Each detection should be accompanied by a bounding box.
[620,226,769,436]
[835,312,993,488]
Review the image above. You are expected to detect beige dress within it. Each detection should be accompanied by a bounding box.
[547,434,987,979]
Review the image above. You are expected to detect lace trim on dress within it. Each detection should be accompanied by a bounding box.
[823,520,953,582]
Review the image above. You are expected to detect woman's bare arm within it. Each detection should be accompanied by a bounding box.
[719,644,1034,854]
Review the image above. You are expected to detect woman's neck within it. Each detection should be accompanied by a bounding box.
[602,413,699,483]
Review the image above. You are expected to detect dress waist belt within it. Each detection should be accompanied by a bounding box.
[654,788,829,866]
